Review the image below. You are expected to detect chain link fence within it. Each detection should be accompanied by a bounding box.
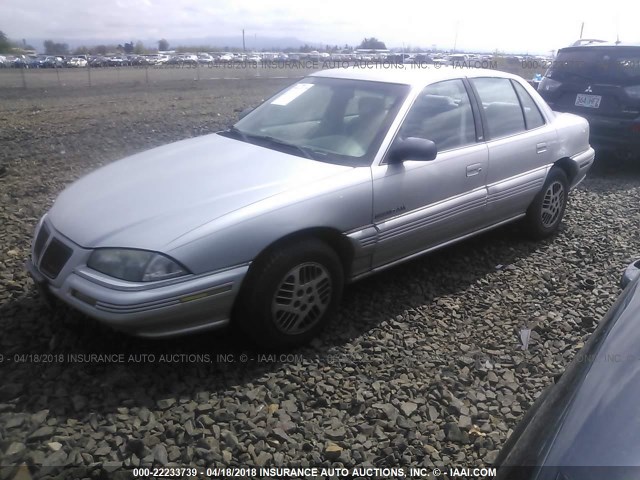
[0,59,543,89]
[0,64,321,89]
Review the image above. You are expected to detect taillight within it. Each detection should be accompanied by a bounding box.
[623,85,640,99]
[539,77,562,93]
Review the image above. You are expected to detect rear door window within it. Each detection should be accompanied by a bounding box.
[471,77,526,139]
[512,81,545,130]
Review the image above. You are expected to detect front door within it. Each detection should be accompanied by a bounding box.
[371,79,489,268]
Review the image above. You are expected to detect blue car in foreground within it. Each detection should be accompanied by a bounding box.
[496,260,640,480]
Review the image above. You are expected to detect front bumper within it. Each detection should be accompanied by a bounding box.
[28,259,247,338]
[27,219,248,338]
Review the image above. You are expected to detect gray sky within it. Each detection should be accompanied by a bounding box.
[2,0,638,53]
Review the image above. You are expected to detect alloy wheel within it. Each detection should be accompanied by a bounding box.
[541,180,565,228]
[271,262,332,335]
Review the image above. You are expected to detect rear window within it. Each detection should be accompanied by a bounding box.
[547,47,640,84]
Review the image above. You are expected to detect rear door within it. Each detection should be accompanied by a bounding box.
[470,77,556,223]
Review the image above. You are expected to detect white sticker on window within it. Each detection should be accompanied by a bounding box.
[271,83,314,106]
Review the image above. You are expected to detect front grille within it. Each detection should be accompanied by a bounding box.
[40,238,73,279]
[33,223,50,261]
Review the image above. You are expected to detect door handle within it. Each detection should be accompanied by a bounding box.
[536,142,547,154]
[466,164,483,177]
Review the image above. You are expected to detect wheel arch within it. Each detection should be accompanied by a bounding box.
[552,157,579,185]
[235,227,354,298]
[230,227,353,336]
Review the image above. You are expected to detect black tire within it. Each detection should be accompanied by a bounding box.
[524,167,569,239]
[236,238,344,349]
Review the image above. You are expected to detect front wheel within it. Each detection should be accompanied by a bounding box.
[524,167,569,239]
[236,238,344,349]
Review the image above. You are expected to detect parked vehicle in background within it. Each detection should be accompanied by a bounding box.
[180,54,198,65]
[26,55,46,68]
[246,54,261,64]
[89,56,108,67]
[140,54,157,65]
[12,56,28,68]
[143,54,169,66]
[27,67,594,348]
[0,55,7,67]
[218,53,234,63]
[67,57,88,68]
[43,56,64,68]
[167,54,197,65]
[432,55,449,66]
[166,55,181,65]
[127,55,146,66]
[414,54,433,64]
[387,53,412,64]
[449,54,470,65]
[530,73,543,90]
[197,53,214,65]
[538,43,640,156]
[496,259,640,479]
[107,56,125,67]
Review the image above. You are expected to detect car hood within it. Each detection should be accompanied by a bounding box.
[48,133,352,250]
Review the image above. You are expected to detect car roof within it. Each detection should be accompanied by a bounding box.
[310,66,520,86]
[560,43,640,51]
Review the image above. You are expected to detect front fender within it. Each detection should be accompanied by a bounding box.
[166,167,373,274]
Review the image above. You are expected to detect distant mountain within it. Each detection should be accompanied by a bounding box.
[28,35,321,52]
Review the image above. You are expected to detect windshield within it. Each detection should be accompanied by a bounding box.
[547,47,640,84]
[222,76,410,166]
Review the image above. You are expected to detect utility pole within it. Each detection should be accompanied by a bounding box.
[453,21,459,53]
[242,29,246,52]
[579,22,584,39]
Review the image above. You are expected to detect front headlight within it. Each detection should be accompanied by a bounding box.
[87,249,189,282]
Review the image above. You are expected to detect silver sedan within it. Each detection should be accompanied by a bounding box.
[27,67,594,347]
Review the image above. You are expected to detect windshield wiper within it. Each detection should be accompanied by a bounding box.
[258,136,316,160]
[226,125,248,141]
[228,129,316,160]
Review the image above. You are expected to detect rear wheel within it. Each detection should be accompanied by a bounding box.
[237,238,344,349]
[524,167,568,239]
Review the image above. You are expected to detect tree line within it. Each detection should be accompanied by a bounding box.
[0,31,35,53]
[42,39,171,56]
[1,30,388,56]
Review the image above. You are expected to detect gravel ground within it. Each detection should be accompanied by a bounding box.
[0,76,639,479]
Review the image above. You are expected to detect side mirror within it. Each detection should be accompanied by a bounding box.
[621,259,640,289]
[387,137,437,163]
[238,107,254,120]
